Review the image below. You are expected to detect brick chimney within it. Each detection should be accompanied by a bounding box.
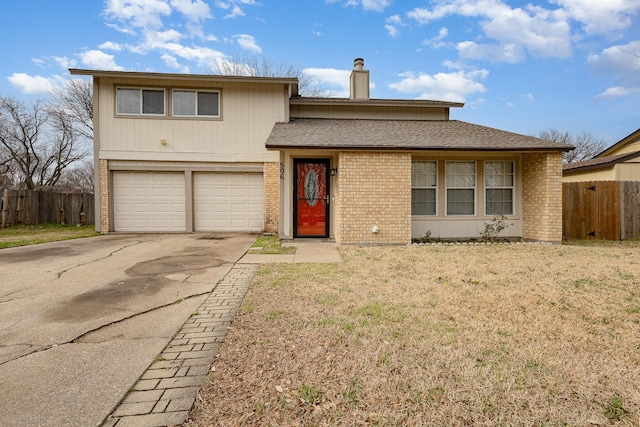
[349,57,370,100]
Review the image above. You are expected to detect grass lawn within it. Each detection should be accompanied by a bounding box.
[186,242,640,426]
[248,235,297,254]
[0,223,99,249]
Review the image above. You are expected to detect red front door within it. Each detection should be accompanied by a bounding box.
[294,160,329,237]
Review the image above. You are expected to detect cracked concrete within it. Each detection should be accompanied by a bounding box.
[0,233,256,427]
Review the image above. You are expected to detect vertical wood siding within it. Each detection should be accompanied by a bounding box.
[1,190,94,226]
[97,78,288,160]
[562,181,640,240]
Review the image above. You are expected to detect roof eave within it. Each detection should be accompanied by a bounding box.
[290,97,464,108]
[69,68,299,85]
[596,127,640,158]
[563,151,640,173]
[267,144,571,152]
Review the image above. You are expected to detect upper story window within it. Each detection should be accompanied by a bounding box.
[411,161,437,215]
[116,88,165,116]
[172,90,220,117]
[485,161,514,215]
[446,161,476,216]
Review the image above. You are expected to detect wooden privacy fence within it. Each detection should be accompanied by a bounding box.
[1,189,94,227]
[563,181,640,240]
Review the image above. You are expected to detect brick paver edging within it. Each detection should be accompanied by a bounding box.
[102,263,259,427]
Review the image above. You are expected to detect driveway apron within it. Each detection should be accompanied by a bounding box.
[0,233,256,427]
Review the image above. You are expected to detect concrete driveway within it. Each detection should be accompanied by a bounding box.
[0,233,256,427]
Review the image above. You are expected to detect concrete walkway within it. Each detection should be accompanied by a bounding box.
[101,242,341,426]
[238,242,343,264]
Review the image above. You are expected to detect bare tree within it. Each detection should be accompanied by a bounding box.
[0,97,91,190]
[212,54,324,97]
[49,78,93,140]
[537,128,608,164]
[57,159,94,193]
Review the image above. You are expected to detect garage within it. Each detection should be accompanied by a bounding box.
[194,172,263,231]
[113,171,186,232]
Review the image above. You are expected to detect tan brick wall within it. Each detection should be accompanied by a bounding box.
[522,152,563,242]
[263,162,280,234]
[336,152,411,245]
[99,159,110,233]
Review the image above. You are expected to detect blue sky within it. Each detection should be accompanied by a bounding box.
[1,0,639,144]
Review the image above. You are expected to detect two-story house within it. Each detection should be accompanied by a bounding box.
[71,58,571,244]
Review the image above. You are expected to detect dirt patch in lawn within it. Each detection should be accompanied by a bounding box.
[185,243,640,426]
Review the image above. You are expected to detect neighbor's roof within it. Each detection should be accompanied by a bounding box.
[595,127,640,158]
[266,118,573,151]
[69,68,299,85]
[563,151,640,173]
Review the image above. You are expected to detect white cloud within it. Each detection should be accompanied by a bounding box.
[385,15,403,38]
[588,41,640,101]
[457,41,527,63]
[224,5,244,18]
[235,34,261,53]
[53,56,77,69]
[150,29,185,44]
[170,0,211,22]
[156,43,226,69]
[80,50,124,70]
[407,0,572,62]
[423,27,449,48]
[552,0,640,36]
[216,0,256,18]
[388,69,488,102]
[104,0,172,31]
[32,58,47,68]
[161,53,190,72]
[7,73,64,94]
[100,1,238,72]
[303,67,352,97]
[594,86,630,101]
[587,41,640,80]
[99,41,124,51]
[330,0,390,12]
[361,0,391,12]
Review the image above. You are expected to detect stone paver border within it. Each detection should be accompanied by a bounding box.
[102,263,259,427]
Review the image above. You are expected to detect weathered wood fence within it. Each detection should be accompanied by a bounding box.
[563,181,640,240]
[1,189,94,227]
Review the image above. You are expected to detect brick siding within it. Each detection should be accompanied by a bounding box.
[263,162,280,234]
[99,159,110,233]
[522,152,563,242]
[336,152,411,245]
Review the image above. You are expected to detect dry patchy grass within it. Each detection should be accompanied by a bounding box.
[0,223,98,249]
[186,243,640,426]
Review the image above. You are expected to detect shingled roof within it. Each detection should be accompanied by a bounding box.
[562,151,640,173]
[266,118,572,151]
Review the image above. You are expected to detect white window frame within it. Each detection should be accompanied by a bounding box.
[411,160,438,216]
[484,160,515,216]
[445,161,476,216]
[116,87,165,116]
[172,89,220,118]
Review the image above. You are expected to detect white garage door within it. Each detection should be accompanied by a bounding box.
[194,173,263,231]
[113,171,186,232]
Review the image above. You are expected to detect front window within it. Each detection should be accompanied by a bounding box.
[411,161,437,215]
[485,161,514,215]
[446,161,475,215]
[116,88,165,115]
[173,90,220,117]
